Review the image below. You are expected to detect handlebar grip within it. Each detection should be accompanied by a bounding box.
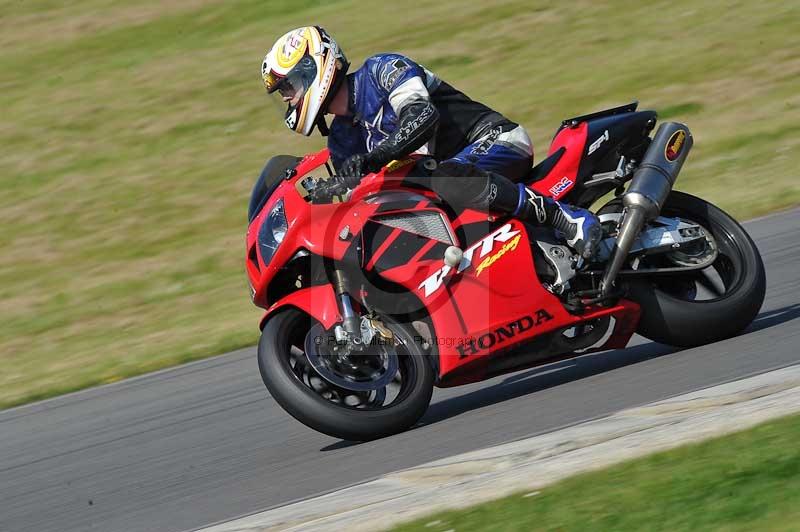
[311,176,349,203]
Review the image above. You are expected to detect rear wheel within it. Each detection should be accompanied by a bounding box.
[258,309,435,441]
[599,191,766,347]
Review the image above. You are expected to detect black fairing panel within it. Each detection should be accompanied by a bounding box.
[562,110,657,207]
[580,111,657,176]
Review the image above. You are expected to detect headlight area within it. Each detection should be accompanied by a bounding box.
[258,198,288,266]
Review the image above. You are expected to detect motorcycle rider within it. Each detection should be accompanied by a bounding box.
[261,26,602,258]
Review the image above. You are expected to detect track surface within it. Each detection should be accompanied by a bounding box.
[2,209,798,532]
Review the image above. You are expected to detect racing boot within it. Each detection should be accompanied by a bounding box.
[514,184,603,260]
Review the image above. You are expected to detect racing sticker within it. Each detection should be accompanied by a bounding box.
[475,233,521,276]
[455,309,555,358]
[384,157,415,172]
[419,223,521,297]
[665,130,687,162]
[277,28,308,69]
[587,130,609,156]
[549,176,573,197]
[285,108,297,129]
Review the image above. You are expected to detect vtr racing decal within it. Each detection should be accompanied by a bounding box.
[475,233,521,276]
[419,223,521,297]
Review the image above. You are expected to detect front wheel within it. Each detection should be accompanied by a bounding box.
[599,191,766,347]
[258,309,435,441]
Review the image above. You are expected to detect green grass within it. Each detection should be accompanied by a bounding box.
[394,413,800,532]
[1,0,799,408]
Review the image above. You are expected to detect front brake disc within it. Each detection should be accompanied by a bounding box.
[303,323,399,392]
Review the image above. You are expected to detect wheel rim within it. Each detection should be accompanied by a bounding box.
[649,210,746,303]
[282,320,419,410]
[304,323,399,392]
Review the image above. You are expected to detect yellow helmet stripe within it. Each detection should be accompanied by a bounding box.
[275,27,310,70]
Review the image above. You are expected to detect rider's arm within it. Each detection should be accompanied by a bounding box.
[338,56,440,181]
[366,76,439,169]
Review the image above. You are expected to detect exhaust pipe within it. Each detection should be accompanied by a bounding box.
[600,122,693,295]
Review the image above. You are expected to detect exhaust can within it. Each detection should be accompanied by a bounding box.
[623,122,693,219]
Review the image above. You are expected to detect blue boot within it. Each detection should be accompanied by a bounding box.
[516,184,603,260]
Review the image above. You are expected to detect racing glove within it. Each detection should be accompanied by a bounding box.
[338,153,381,188]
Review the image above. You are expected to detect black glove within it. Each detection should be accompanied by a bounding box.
[338,153,378,188]
[310,176,348,203]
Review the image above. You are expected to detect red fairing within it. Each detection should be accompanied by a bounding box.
[247,149,377,308]
[592,298,641,349]
[531,122,588,200]
[378,219,640,384]
[247,151,419,325]
[247,149,641,387]
[259,284,340,330]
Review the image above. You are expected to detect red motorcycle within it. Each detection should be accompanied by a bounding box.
[246,102,765,441]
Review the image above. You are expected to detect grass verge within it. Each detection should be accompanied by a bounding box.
[394,413,800,532]
[2,0,799,408]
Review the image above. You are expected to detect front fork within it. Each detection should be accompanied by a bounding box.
[331,268,397,355]
[331,268,366,349]
[600,122,693,296]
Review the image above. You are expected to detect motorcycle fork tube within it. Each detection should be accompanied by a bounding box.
[332,269,362,343]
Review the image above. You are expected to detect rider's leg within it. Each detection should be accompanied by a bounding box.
[430,125,533,212]
[431,128,601,259]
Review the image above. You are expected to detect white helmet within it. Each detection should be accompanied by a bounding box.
[261,26,348,136]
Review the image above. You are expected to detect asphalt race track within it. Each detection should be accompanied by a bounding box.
[2,209,798,532]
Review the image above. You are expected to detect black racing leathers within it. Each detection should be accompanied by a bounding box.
[431,161,520,214]
[427,80,515,160]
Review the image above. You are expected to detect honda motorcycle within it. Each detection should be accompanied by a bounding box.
[246,102,766,441]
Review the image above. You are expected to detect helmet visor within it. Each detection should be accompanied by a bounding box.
[266,55,318,110]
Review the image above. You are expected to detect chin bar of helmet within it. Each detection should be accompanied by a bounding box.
[600,122,693,297]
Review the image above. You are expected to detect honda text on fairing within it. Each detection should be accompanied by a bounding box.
[246,102,766,441]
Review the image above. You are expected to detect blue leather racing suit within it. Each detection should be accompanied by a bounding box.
[326,53,602,260]
[328,54,534,185]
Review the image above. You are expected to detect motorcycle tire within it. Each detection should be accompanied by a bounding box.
[599,191,766,347]
[258,308,435,441]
